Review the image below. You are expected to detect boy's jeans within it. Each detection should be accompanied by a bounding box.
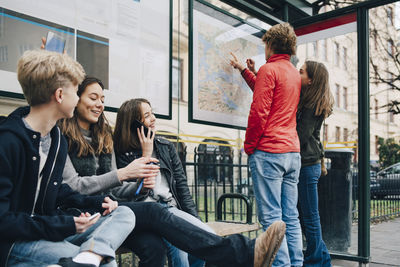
[8,206,135,267]
[163,206,215,267]
[249,150,303,267]
[298,164,331,267]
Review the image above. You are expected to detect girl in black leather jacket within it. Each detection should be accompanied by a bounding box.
[113,98,214,267]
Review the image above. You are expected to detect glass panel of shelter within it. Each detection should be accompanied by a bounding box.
[295,15,359,255]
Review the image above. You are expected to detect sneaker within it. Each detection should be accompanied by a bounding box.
[254,220,286,267]
[56,257,96,267]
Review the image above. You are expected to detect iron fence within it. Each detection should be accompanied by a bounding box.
[182,147,400,224]
[183,147,258,225]
[352,170,400,222]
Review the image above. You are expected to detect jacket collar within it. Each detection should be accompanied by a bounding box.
[267,54,290,63]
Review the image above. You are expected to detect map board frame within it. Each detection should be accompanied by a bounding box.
[189,0,266,130]
[0,0,172,119]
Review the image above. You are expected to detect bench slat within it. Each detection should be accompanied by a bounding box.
[206,221,261,236]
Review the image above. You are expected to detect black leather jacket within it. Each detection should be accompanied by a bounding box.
[116,137,198,218]
[296,107,324,166]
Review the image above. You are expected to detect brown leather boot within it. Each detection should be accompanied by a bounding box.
[254,220,286,267]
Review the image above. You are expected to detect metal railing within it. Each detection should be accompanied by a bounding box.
[184,147,257,224]
[352,170,400,222]
[181,145,400,224]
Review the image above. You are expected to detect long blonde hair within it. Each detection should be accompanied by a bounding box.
[298,61,334,118]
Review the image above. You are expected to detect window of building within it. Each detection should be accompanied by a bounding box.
[320,39,327,61]
[172,58,183,100]
[387,6,394,26]
[19,44,34,55]
[388,71,394,89]
[334,42,340,66]
[374,99,378,120]
[372,29,378,50]
[323,124,328,143]
[335,126,340,142]
[312,41,317,58]
[372,64,379,85]
[343,128,348,143]
[342,47,348,70]
[343,87,348,110]
[387,40,394,56]
[375,135,379,155]
[0,46,7,63]
[335,84,340,107]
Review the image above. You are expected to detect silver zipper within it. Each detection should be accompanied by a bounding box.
[5,242,15,266]
[41,128,61,213]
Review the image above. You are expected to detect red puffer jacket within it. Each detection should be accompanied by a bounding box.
[242,54,301,155]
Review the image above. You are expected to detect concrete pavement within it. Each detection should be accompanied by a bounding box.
[331,217,400,266]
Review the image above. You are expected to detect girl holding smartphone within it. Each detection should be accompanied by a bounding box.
[113,98,214,267]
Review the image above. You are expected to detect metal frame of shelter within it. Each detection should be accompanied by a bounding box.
[214,0,398,264]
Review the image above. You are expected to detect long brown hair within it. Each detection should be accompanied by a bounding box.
[59,76,113,157]
[298,61,334,118]
[113,98,151,154]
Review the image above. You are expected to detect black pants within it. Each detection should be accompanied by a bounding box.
[120,202,255,267]
[122,229,167,267]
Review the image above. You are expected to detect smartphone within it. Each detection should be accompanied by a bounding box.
[45,31,66,53]
[88,212,100,221]
[131,119,153,137]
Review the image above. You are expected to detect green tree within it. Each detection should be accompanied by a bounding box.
[378,137,400,168]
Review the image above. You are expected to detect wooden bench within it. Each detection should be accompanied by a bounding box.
[117,193,260,266]
[206,193,261,236]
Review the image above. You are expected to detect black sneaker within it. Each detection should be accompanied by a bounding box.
[56,257,96,267]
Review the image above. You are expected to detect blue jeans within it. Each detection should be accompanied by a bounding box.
[164,206,215,267]
[8,206,135,267]
[249,150,303,267]
[298,164,331,267]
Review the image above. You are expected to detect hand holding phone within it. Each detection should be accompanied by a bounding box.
[45,31,66,53]
[88,212,100,221]
[73,212,100,233]
[132,119,154,157]
[131,119,152,138]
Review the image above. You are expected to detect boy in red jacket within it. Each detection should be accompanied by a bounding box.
[231,23,303,267]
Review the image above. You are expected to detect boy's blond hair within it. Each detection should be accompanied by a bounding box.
[17,50,85,106]
[262,23,297,55]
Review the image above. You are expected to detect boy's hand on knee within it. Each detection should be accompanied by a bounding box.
[102,197,118,215]
[73,213,99,233]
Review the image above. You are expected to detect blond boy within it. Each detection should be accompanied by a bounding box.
[0,50,134,267]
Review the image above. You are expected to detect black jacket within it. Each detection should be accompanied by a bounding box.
[116,137,199,218]
[296,107,325,166]
[0,107,104,266]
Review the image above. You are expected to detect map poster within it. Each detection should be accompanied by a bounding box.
[189,0,266,129]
